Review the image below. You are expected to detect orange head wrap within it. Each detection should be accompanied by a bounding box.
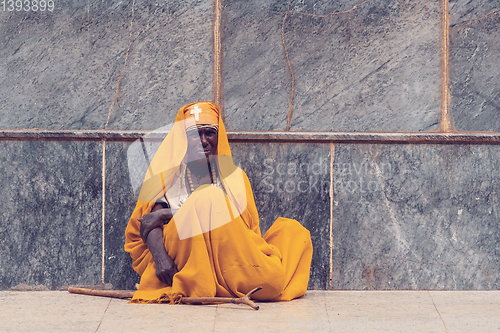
[182,101,219,130]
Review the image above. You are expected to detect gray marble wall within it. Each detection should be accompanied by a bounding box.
[331,144,500,290]
[223,0,441,131]
[1,0,500,291]
[0,141,102,290]
[0,0,213,130]
[450,0,500,131]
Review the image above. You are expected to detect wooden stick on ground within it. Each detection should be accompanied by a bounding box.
[181,287,262,310]
[68,287,134,299]
[67,286,262,310]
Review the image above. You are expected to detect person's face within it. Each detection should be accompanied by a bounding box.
[187,127,218,161]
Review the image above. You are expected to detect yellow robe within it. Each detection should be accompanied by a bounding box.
[124,102,313,303]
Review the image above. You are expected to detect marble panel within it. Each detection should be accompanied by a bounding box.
[331,144,500,290]
[222,1,290,131]
[0,0,213,130]
[231,142,331,290]
[104,140,331,290]
[104,141,140,290]
[223,0,441,132]
[450,0,500,132]
[0,140,102,290]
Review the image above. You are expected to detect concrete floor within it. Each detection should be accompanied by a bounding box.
[0,290,499,332]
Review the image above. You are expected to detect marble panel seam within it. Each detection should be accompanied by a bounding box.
[3,130,500,143]
[440,0,454,133]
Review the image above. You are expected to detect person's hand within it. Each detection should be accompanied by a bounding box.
[138,207,174,242]
[155,254,178,286]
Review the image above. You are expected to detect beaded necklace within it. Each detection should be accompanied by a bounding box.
[186,161,217,193]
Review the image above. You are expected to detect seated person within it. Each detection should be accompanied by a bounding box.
[125,101,313,303]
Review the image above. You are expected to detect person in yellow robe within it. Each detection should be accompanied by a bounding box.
[124,101,313,303]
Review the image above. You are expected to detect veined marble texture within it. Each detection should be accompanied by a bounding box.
[0,140,102,290]
[331,143,500,290]
[1,139,500,290]
[223,0,441,131]
[104,142,140,290]
[450,0,500,131]
[0,0,213,130]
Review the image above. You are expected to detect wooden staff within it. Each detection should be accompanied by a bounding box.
[67,287,134,299]
[181,287,261,310]
[68,286,262,310]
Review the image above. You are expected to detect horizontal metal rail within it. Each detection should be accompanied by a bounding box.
[1,129,500,144]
